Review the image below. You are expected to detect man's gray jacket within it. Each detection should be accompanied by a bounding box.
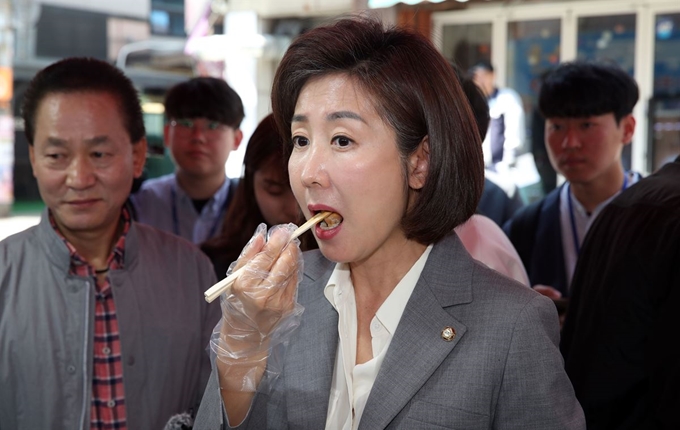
[0,210,220,429]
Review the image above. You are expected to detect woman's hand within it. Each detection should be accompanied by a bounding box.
[222,224,302,346]
[220,223,303,352]
[212,223,305,425]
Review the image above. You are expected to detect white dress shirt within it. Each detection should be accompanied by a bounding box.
[323,245,433,430]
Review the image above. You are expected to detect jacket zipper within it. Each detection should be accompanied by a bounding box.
[79,280,92,429]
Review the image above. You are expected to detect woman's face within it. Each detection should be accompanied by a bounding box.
[253,156,299,226]
[288,73,418,265]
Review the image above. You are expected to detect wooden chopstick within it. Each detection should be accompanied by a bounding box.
[203,211,332,303]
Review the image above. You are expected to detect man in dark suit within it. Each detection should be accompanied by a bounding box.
[561,155,680,429]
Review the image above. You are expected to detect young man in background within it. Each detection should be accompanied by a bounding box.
[131,77,244,244]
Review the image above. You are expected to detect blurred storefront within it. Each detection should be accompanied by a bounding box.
[0,0,13,216]
[432,0,680,175]
[8,0,193,207]
[215,0,680,177]
[4,0,680,214]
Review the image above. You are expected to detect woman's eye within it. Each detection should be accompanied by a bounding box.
[332,136,352,148]
[292,136,309,147]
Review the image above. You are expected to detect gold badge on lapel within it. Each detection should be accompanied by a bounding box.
[441,326,456,341]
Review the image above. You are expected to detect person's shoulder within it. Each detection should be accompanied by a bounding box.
[135,173,175,195]
[619,165,680,206]
[467,255,543,311]
[461,215,516,249]
[458,214,504,240]
[503,196,541,233]
[132,221,207,261]
[465,213,497,228]
[131,223,217,288]
[465,269,557,341]
[483,177,508,199]
[502,186,563,245]
[133,220,189,245]
[510,186,560,223]
[0,226,43,286]
[0,224,41,255]
[129,174,175,217]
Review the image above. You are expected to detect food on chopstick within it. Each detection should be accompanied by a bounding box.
[319,212,343,230]
[204,211,339,303]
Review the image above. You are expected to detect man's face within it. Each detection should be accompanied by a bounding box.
[545,113,635,185]
[164,117,242,179]
[29,91,146,241]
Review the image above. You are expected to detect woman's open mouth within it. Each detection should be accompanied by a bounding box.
[318,212,343,231]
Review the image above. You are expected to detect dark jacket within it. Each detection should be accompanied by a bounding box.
[503,185,567,295]
[561,156,680,430]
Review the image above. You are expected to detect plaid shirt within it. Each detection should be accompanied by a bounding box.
[50,209,131,430]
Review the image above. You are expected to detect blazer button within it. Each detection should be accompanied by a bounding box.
[127,356,135,366]
[441,326,456,341]
[67,365,76,374]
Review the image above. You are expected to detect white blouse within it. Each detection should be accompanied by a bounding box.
[322,245,433,430]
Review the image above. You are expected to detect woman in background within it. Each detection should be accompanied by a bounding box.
[201,114,302,279]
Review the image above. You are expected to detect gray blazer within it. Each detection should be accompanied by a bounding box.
[194,233,585,429]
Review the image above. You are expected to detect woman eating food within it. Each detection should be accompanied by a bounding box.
[193,17,584,430]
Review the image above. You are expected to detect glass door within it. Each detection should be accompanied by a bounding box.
[653,12,680,97]
[506,19,561,196]
[434,0,680,176]
[577,14,636,74]
[649,12,680,171]
[441,23,492,72]
[575,13,637,169]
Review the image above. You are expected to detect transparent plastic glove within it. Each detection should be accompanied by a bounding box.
[210,223,305,392]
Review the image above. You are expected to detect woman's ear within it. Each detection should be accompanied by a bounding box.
[408,136,430,190]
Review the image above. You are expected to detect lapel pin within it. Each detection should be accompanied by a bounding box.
[441,326,456,341]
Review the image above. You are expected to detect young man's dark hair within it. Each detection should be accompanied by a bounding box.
[539,61,639,124]
[21,57,145,144]
[164,77,245,128]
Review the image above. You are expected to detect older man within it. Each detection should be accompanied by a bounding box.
[0,57,219,430]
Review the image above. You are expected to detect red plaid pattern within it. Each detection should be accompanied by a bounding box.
[51,209,131,430]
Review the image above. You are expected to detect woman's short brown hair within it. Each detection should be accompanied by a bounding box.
[272,17,484,244]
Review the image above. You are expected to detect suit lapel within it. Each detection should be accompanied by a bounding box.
[359,234,474,429]
[285,253,338,428]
